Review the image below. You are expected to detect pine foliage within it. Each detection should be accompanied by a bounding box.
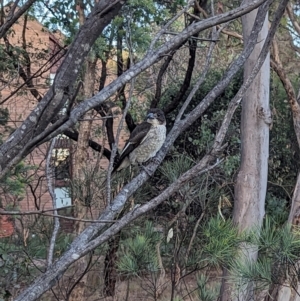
[117,221,161,276]
[198,217,242,268]
[230,218,300,292]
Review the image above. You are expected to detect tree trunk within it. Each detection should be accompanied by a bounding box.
[220,3,270,300]
[103,235,121,297]
[68,58,96,301]
[68,2,97,297]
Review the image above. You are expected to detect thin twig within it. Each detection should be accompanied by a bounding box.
[185,211,205,265]
[0,209,116,223]
[0,206,74,215]
[0,46,67,105]
[78,115,116,121]
[93,112,107,176]
[164,31,219,42]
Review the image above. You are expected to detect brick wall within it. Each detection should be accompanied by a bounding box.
[0,213,14,238]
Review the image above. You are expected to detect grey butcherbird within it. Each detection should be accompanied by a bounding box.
[113,108,166,172]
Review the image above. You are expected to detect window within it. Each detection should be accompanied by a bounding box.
[52,148,70,180]
[51,136,72,209]
[54,187,71,209]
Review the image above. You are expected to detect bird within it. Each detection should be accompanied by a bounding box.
[113,108,166,172]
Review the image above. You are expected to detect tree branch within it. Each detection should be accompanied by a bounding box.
[46,138,60,269]
[0,42,66,105]
[0,209,115,223]
[66,129,113,159]
[150,50,176,108]
[8,0,268,170]
[115,22,135,132]
[94,104,115,150]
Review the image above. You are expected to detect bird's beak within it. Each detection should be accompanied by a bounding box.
[147,112,155,119]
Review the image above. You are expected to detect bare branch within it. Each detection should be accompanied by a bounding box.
[0,209,115,223]
[63,129,111,160]
[271,39,300,146]
[46,138,60,269]
[150,50,176,108]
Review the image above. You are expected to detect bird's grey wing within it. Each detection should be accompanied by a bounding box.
[113,122,151,171]
[121,122,152,153]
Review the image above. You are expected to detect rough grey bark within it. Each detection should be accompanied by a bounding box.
[13,3,274,300]
[0,0,267,178]
[46,137,59,268]
[221,1,270,300]
[0,0,125,176]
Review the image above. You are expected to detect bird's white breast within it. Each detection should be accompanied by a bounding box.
[129,124,166,164]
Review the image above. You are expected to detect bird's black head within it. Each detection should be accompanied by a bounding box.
[146,108,166,126]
